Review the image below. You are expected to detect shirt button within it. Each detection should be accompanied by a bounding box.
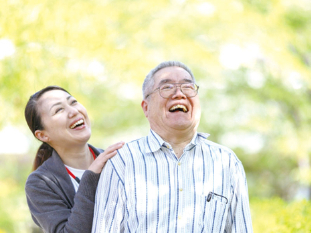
[178,162,181,166]
[178,216,181,220]
[179,188,183,192]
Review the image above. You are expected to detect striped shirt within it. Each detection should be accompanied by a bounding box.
[92,130,253,233]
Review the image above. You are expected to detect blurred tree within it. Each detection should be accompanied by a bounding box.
[0,0,310,207]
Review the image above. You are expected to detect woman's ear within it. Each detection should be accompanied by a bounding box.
[35,130,50,143]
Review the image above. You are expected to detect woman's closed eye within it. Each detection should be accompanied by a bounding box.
[55,107,63,114]
[71,99,78,105]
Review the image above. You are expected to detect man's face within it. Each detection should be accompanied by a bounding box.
[141,66,201,134]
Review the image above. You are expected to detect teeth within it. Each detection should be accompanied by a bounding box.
[70,119,84,129]
[169,104,188,112]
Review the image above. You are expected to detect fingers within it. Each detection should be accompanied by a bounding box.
[98,150,117,161]
[103,141,125,154]
[96,141,125,161]
[88,141,125,173]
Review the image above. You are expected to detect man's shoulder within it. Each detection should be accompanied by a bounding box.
[199,134,241,162]
[110,136,147,163]
[201,138,233,153]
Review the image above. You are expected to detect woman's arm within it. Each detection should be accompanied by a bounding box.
[25,142,124,233]
[26,170,100,233]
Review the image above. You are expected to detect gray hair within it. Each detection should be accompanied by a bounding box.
[142,61,196,99]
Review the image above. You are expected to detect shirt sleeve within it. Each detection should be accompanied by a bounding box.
[25,170,100,233]
[92,160,126,233]
[225,161,253,233]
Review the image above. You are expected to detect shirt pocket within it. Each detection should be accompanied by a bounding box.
[199,194,228,233]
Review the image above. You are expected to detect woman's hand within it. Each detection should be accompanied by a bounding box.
[88,141,125,173]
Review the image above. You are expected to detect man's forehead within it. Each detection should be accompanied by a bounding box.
[157,78,193,86]
[154,66,193,84]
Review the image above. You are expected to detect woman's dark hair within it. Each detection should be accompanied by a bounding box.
[25,86,70,171]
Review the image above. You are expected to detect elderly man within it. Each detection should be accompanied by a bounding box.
[92,61,253,233]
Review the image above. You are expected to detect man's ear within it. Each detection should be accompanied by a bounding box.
[35,130,50,143]
[141,100,149,118]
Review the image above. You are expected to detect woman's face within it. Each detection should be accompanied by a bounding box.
[35,90,91,149]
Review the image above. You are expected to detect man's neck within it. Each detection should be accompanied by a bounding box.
[152,128,196,158]
[52,144,92,170]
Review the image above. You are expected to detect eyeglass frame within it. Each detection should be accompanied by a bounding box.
[145,82,200,99]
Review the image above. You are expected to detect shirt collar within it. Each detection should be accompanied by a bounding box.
[146,129,166,153]
[146,129,210,153]
[185,132,210,150]
[195,132,210,143]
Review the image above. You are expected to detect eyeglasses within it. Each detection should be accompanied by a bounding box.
[145,83,199,99]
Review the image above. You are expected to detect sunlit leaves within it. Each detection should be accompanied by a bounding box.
[1,0,311,195]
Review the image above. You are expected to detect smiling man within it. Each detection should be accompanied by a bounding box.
[92,61,253,233]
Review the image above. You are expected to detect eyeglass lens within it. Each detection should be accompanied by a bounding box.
[159,83,197,98]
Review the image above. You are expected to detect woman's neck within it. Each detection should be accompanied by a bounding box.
[54,144,93,170]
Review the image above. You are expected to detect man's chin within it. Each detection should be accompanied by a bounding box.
[168,122,194,131]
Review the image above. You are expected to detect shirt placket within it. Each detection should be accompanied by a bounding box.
[177,145,195,231]
[177,157,184,227]
[162,142,194,232]
[173,146,186,230]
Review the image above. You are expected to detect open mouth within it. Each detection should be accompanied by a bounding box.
[169,104,188,113]
[70,119,85,129]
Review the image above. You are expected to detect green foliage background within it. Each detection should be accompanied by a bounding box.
[0,0,311,232]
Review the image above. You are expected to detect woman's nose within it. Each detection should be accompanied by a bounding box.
[68,106,79,118]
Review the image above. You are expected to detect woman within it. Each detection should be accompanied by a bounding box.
[24,86,124,233]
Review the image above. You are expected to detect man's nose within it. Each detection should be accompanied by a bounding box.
[172,86,186,99]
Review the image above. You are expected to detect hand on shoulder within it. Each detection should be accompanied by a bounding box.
[88,141,125,173]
